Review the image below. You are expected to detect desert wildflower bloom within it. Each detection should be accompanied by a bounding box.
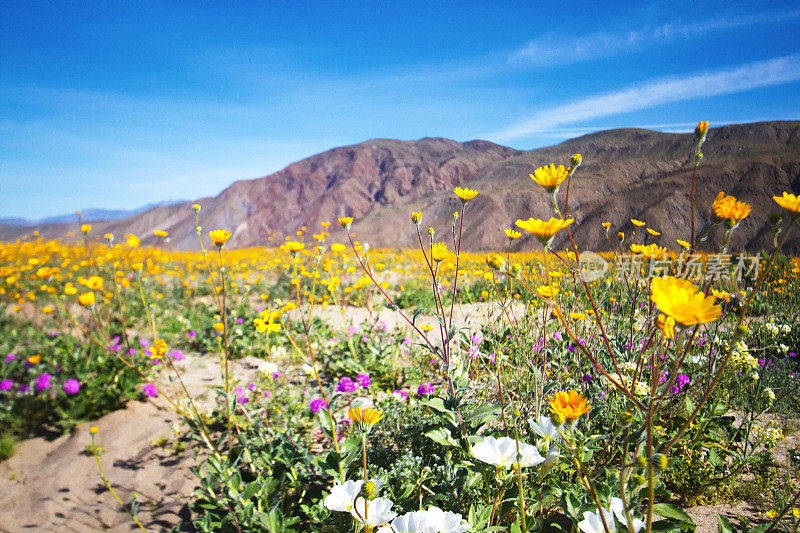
[676,239,691,249]
[711,288,732,302]
[150,339,168,360]
[646,228,661,236]
[78,292,96,307]
[338,217,353,231]
[650,276,721,326]
[330,243,346,253]
[629,243,667,259]
[773,192,800,216]
[28,354,41,364]
[126,234,140,248]
[631,219,645,227]
[530,164,569,194]
[85,275,104,291]
[80,224,92,233]
[550,390,590,423]
[656,314,675,339]
[348,407,384,433]
[431,242,449,263]
[601,222,611,230]
[515,217,574,248]
[254,310,281,333]
[485,253,506,271]
[209,229,232,247]
[504,228,522,240]
[284,241,305,255]
[90,425,99,435]
[453,186,478,204]
[411,211,422,225]
[536,284,559,299]
[154,229,168,237]
[712,192,752,227]
[213,322,225,332]
[36,267,53,279]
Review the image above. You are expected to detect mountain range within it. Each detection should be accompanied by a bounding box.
[0,200,187,227]
[2,121,799,253]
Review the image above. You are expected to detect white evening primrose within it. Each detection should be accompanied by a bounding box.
[471,436,544,469]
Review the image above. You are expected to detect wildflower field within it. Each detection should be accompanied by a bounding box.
[2,123,800,532]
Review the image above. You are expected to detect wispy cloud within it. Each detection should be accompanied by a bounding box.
[510,10,800,67]
[491,54,800,142]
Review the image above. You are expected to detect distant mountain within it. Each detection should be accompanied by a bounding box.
[2,122,798,253]
[1,200,187,226]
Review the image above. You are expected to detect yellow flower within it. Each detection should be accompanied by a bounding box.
[515,217,574,248]
[338,217,353,231]
[254,310,281,333]
[85,275,103,291]
[321,221,331,228]
[330,243,346,253]
[154,229,168,237]
[712,192,752,226]
[676,239,691,249]
[151,338,168,359]
[89,426,99,435]
[530,164,569,193]
[64,283,78,295]
[711,288,732,302]
[284,241,305,254]
[213,322,225,332]
[773,192,800,215]
[36,267,53,279]
[453,186,478,203]
[80,224,92,233]
[504,228,522,240]
[126,234,140,248]
[617,231,625,242]
[537,284,559,299]
[629,243,667,259]
[431,242,449,263]
[411,211,422,225]
[347,407,384,433]
[569,312,587,321]
[646,228,661,236]
[601,222,611,229]
[549,390,590,422]
[42,306,54,314]
[650,276,721,326]
[104,233,114,241]
[78,292,95,307]
[485,253,506,271]
[209,229,232,246]
[656,314,675,339]
[28,354,41,364]
[631,219,645,227]
[421,325,433,332]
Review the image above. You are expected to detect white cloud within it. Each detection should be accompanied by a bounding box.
[491,54,800,141]
[510,11,800,66]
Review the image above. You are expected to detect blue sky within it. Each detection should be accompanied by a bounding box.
[2,1,799,219]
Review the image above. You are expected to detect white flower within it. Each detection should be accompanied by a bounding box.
[610,497,645,533]
[324,480,363,512]
[471,436,544,469]
[352,497,397,527]
[578,506,615,533]
[529,415,558,443]
[257,360,278,375]
[389,506,469,533]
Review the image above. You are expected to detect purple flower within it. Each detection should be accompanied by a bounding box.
[355,373,371,387]
[62,379,80,394]
[392,389,409,401]
[659,370,669,384]
[169,350,184,362]
[188,330,196,339]
[377,321,389,331]
[248,383,257,391]
[417,382,436,396]
[401,337,410,346]
[143,383,158,397]
[553,331,563,342]
[18,384,30,393]
[35,373,52,392]
[107,336,122,353]
[335,377,358,393]
[360,334,370,344]
[790,352,797,358]
[581,374,593,383]
[271,371,282,379]
[236,317,243,325]
[139,338,150,347]
[309,398,327,412]
[4,353,15,364]
[348,325,360,336]
[263,390,271,399]
[0,379,13,391]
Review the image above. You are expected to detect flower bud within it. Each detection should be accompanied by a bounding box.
[361,480,377,500]
[570,153,582,169]
[634,456,648,469]
[617,231,625,242]
[617,411,633,428]
[192,203,201,212]
[649,453,669,471]
[485,253,506,271]
[411,211,422,225]
[632,474,646,487]
[510,264,522,276]
[427,227,435,238]
[550,411,565,427]
[695,121,709,144]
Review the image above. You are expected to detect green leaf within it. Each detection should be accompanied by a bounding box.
[425,427,461,448]
[717,515,734,533]
[653,503,695,527]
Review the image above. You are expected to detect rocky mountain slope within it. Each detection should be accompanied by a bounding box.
[2,121,799,253]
